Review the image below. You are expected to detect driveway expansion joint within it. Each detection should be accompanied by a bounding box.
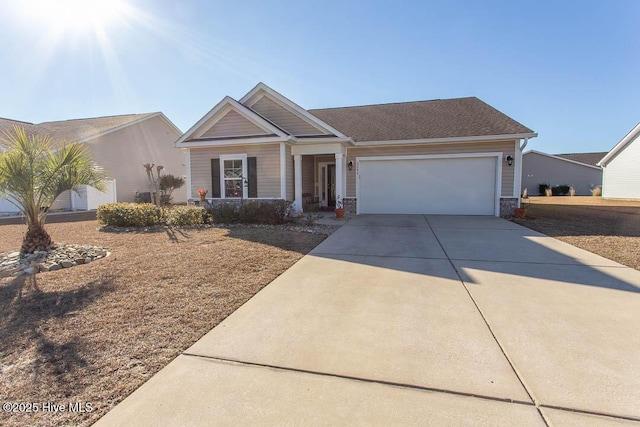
[182,352,536,408]
[539,404,640,423]
[424,215,550,426]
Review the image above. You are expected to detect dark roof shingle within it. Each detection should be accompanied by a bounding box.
[554,152,608,166]
[309,97,533,142]
[1,114,157,146]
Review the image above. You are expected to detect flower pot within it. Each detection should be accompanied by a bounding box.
[200,195,206,202]
[335,208,345,219]
[514,207,527,218]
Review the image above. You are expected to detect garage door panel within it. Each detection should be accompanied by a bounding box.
[358,157,497,215]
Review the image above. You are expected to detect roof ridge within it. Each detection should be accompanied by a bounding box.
[38,112,157,125]
[309,96,479,111]
[0,117,35,125]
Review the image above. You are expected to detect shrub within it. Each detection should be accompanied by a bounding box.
[538,183,550,195]
[238,200,292,225]
[159,174,186,205]
[591,185,602,196]
[97,203,164,227]
[205,202,238,224]
[165,205,206,227]
[551,185,570,196]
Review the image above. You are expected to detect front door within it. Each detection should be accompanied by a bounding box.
[327,164,336,207]
[317,162,336,208]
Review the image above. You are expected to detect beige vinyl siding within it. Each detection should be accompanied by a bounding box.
[50,191,72,210]
[190,144,281,199]
[286,144,294,201]
[346,141,516,198]
[302,155,315,194]
[603,137,640,199]
[86,115,185,204]
[199,110,269,139]
[250,96,329,136]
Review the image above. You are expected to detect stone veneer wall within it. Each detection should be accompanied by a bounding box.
[499,198,518,217]
[342,198,357,214]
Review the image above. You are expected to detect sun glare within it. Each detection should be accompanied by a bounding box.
[22,0,128,35]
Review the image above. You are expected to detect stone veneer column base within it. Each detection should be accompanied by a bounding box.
[499,198,519,218]
[342,198,357,214]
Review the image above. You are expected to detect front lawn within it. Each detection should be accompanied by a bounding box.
[0,220,327,427]
[514,197,640,270]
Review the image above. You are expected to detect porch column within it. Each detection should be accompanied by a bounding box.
[293,154,303,212]
[335,153,345,204]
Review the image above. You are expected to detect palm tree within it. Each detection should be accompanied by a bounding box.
[0,126,108,253]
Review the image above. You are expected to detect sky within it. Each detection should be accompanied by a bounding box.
[0,0,638,154]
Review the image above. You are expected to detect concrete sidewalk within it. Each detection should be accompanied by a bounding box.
[96,215,640,426]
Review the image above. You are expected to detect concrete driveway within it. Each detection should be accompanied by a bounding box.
[96,215,640,426]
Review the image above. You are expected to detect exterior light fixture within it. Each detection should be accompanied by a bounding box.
[505,155,514,166]
[348,161,353,171]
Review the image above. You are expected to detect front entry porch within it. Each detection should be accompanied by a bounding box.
[292,142,348,213]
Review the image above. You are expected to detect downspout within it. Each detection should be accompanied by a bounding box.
[515,137,529,207]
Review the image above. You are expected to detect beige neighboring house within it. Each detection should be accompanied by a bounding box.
[522,150,605,196]
[0,113,185,213]
[598,122,640,200]
[176,83,537,216]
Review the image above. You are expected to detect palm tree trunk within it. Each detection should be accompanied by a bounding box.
[21,220,53,253]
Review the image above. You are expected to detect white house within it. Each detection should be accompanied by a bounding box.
[598,122,640,200]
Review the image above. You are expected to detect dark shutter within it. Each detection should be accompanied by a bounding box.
[211,159,221,198]
[248,157,257,198]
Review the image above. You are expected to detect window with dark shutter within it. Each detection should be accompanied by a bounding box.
[248,157,257,198]
[211,159,221,198]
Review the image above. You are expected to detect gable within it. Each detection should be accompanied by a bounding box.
[249,95,330,136]
[198,109,271,139]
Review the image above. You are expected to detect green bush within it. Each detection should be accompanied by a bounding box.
[97,203,164,227]
[538,183,550,195]
[551,184,570,196]
[165,205,206,226]
[205,202,238,224]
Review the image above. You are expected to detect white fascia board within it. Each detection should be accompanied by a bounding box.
[353,133,538,147]
[239,82,348,138]
[177,137,288,148]
[293,137,354,145]
[598,122,640,166]
[291,142,347,156]
[76,112,165,144]
[525,150,602,170]
[175,97,288,146]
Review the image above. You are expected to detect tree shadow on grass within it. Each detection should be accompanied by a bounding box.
[0,273,115,388]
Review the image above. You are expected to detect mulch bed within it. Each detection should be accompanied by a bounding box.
[513,200,640,270]
[0,220,327,426]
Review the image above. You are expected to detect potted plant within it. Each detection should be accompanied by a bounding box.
[335,196,345,219]
[197,188,208,202]
[514,198,527,218]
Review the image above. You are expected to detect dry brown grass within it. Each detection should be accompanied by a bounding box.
[0,221,326,426]
[514,198,640,270]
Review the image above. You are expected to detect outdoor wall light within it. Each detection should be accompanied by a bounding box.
[348,161,353,171]
[505,155,514,166]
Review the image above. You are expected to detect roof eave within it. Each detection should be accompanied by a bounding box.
[598,122,640,166]
[353,132,537,146]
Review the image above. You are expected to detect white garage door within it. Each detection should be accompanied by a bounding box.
[358,156,499,215]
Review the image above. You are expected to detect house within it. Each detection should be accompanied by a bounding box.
[597,123,640,200]
[521,150,605,196]
[176,83,537,216]
[0,113,185,213]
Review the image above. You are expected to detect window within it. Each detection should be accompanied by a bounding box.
[223,159,244,197]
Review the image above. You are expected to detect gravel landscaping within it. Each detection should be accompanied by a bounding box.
[0,220,330,427]
[513,197,640,270]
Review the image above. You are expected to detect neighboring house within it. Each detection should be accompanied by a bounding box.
[598,122,640,200]
[522,150,605,196]
[176,83,537,216]
[0,113,185,213]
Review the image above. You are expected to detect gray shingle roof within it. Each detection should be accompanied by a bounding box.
[309,97,534,142]
[0,113,157,146]
[554,152,608,166]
